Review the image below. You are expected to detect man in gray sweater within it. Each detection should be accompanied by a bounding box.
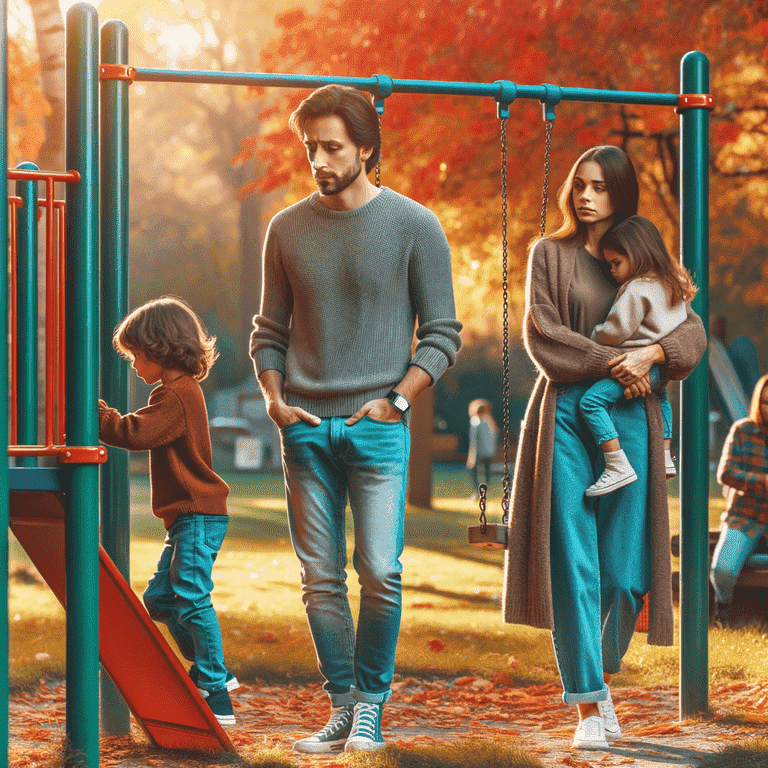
[250,85,462,753]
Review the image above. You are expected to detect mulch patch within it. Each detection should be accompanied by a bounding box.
[10,676,768,767]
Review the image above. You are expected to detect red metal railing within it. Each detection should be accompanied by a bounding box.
[7,168,79,458]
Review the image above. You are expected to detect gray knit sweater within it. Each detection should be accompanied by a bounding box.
[250,187,462,417]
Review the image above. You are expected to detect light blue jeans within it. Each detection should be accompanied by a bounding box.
[551,382,651,704]
[280,415,410,705]
[143,514,230,692]
[710,516,768,604]
[579,364,672,445]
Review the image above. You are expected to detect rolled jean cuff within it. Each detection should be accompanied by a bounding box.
[562,684,608,705]
[351,685,391,704]
[594,427,619,444]
[328,690,355,707]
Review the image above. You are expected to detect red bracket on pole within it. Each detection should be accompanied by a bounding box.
[99,64,136,83]
[676,93,714,114]
[58,446,108,464]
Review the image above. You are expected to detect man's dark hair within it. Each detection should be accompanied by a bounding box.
[289,85,381,173]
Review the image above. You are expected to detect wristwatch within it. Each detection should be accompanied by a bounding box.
[386,390,410,415]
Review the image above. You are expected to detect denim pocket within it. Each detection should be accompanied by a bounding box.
[203,516,227,551]
[362,415,402,426]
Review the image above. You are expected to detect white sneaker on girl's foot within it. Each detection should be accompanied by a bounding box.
[664,450,677,479]
[598,688,622,741]
[572,715,609,749]
[586,449,637,497]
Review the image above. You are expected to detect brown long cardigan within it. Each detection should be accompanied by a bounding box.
[502,238,707,646]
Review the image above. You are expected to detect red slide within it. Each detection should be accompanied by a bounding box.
[9,490,235,754]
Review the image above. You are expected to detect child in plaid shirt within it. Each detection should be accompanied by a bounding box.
[710,373,768,625]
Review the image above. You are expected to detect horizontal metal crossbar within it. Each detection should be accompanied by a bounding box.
[131,67,685,108]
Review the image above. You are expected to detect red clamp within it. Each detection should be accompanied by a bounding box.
[99,64,137,83]
[58,446,108,464]
[676,94,715,114]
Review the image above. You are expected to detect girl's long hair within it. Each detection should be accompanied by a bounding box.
[600,216,698,305]
[549,145,639,244]
[113,296,218,380]
[749,373,768,430]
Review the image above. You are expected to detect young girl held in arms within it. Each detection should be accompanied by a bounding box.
[98,296,237,726]
[580,216,698,496]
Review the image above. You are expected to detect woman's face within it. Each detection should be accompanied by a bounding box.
[572,160,615,225]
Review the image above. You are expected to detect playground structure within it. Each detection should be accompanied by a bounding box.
[0,2,714,766]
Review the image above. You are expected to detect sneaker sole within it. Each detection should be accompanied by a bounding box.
[215,714,236,727]
[345,739,386,752]
[605,729,622,741]
[585,473,638,497]
[293,739,347,754]
[573,738,610,749]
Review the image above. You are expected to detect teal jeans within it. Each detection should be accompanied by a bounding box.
[550,382,650,705]
[280,416,410,705]
[143,514,231,692]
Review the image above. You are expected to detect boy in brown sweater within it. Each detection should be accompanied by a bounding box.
[98,296,236,726]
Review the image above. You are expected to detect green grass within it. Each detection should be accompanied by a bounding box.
[8,465,768,693]
[697,737,768,768]
[347,741,545,768]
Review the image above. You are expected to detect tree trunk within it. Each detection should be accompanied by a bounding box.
[30,0,65,172]
[407,386,434,509]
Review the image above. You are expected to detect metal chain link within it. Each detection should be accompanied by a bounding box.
[375,111,382,188]
[539,119,552,238]
[500,116,511,526]
[478,482,488,533]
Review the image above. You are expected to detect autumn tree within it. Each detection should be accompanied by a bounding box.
[246,0,768,361]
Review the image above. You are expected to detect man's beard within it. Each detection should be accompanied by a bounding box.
[315,157,363,196]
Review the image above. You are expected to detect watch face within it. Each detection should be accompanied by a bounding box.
[388,392,409,413]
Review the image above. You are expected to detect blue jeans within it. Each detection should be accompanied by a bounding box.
[280,416,410,705]
[710,516,768,604]
[550,382,650,704]
[143,514,230,692]
[579,364,672,445]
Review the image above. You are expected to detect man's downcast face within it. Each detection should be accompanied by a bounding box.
[302,114,364,196]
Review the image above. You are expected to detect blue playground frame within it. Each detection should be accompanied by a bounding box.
[2,2,712,766]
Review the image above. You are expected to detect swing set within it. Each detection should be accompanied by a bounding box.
[0,3,713,766]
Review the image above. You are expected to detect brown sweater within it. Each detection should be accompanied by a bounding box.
[502,238,707,646]
[98,375,229,529]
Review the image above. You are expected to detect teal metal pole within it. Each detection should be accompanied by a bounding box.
[65,4,100,766]
[1,0,11,759]
[99,18,131,736]
[14,162,39,467]
[679,51,710,718]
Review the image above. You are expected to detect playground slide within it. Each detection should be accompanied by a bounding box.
[9,490,235,754]
[709,336,749,422]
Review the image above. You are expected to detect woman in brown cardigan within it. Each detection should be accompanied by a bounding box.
[502,146,706,749]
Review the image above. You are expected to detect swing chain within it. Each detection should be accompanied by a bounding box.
[539,119,552,238]
[375,111,382,188]
[478,482,488,533]
[500,115,512,520]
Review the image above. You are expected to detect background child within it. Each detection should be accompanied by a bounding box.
[467,398,499,498]
[98,296,237,726]
[580,216,698,496]
[710,373,768,626]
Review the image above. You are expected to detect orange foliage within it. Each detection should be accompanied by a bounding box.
[7,36,49,166]
[241,0,768,348]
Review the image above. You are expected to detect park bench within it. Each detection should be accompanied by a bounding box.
[671,531,768,617]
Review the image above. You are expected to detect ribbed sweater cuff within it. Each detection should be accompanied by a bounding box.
[583,345,618,378]
[411,346,450,384]
[657,333,687,380]
[251,349,286,378]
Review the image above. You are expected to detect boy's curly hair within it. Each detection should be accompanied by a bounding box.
[113,296,218,381]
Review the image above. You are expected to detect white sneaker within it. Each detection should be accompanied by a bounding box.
[573,715,609,749]
[665,450,677,479]
[585,466,638,497]
[345,702,385,752]
[598,688,622,741]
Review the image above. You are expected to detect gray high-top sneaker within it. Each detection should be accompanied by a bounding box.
[345,702,386,751]
[293,702,355,754]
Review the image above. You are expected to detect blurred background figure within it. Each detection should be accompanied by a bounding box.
[466,398,499,500]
